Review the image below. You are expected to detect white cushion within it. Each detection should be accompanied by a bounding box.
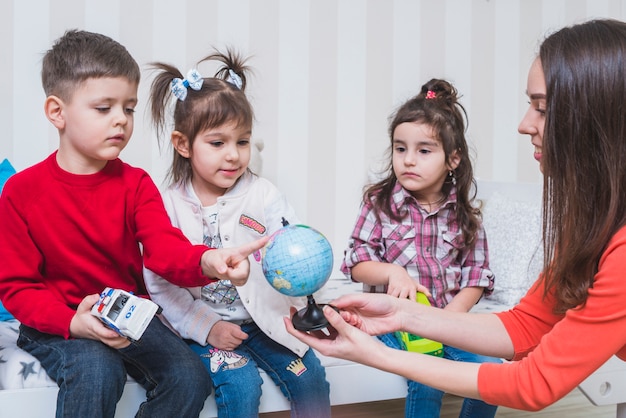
[0,320,56,389]
[481,192,543,306]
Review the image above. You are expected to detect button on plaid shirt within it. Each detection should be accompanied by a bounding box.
[341,182,494,308]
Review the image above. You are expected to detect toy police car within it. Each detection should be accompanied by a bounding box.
[91,287,161,341]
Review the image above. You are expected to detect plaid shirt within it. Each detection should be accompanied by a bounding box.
[341,182,494,308]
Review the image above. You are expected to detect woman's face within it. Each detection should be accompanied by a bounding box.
[518,58,547,172]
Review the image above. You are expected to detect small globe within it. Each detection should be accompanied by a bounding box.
[262,224,333,297]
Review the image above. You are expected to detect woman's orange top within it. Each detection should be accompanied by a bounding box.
[478,225,626,411]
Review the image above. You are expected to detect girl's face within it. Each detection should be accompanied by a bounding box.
[392,122,459,202]
[518,58,547,172]
[180,121,251,205]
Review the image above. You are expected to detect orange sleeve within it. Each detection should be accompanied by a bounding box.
[478,227,626,410]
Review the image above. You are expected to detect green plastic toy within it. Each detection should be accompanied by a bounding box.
[394,292,444,357]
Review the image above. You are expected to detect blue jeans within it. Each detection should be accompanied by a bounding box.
[18,318,211,418]
[378,333,501,418]
[189,321,331,418]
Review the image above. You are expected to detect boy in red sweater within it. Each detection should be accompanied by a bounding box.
[0,30,265,418]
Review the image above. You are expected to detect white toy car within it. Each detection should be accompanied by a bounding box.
[91,287,161,341]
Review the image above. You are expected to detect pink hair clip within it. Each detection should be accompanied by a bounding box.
[426,90,436,99]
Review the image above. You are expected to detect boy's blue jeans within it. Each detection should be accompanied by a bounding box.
[18,317,211,418]
[188,321,331,418]
[378,332,501,418]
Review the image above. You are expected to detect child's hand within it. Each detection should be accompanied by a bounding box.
[69,294,130,349]
[201,236,269,286]
[387,265,431,301]
[207,320,248,351]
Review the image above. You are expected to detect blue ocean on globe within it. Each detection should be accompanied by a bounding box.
[262,224,334,297]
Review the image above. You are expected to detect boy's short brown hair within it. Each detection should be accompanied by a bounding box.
[41,29,140,101]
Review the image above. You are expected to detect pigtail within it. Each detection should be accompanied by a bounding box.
[198,47,251,92]
[148,63,184,147]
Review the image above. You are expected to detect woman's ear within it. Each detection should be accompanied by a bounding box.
[171,131,190,158]
[448,150,461,171]
[44,96,65,129]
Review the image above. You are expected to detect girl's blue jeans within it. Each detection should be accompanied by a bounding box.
[378,332,501,418]
[189,321,331,418]
[18,317,211,418]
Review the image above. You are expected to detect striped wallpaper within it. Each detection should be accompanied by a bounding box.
[2,0,625,273]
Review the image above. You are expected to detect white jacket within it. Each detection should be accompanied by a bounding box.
[144,171,309,356]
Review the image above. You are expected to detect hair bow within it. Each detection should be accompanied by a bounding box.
[227,69,243,90]
[426,90,436,99]
[171,69,204,101]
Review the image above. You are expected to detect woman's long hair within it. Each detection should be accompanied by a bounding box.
[539,19,626,313]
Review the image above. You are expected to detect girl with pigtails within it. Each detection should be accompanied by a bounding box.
[143,48,331,418]
[339,79,501,418]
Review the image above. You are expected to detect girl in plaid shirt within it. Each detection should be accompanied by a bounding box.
[340,79,500,418]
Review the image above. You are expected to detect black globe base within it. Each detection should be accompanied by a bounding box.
[291,295,334,331]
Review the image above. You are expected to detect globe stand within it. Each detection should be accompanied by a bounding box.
[291,295,333,331]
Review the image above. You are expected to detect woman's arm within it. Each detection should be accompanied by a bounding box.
[410,298,514,359]
[303,293,515,360]
[284,299,502,400]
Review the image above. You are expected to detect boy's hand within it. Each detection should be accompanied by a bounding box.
[201,236,269,286]
[69,294,130,349]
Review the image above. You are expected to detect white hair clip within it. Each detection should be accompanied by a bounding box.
[227,69,243,90]
[170,69,204,101]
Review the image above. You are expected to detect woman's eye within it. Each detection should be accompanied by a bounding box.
[528,100,546,116]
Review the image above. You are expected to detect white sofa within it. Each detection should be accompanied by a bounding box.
[1,180,624,417]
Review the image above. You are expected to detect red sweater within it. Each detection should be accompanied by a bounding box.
[0,153,212,338]
[478,225,626,410]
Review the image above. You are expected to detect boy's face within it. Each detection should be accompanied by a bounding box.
[52,77,138,173]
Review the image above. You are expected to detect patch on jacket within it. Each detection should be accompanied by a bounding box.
[239,214,266,235]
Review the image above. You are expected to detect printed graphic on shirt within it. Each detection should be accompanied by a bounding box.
[202,280,239,305]
[201,209,241,305]
[203,212,222,249]
[239,214,266,235]
[286,358,307,376]
[203,348,248,373]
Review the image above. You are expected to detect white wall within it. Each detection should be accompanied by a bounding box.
[2,0,625,274]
